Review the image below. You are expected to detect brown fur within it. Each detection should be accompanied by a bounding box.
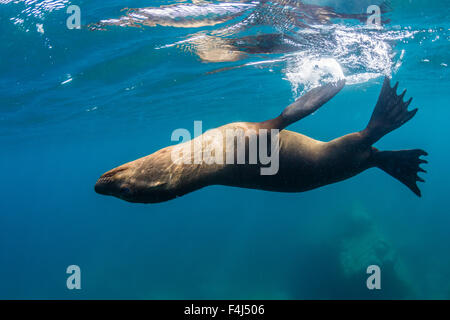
[95,78,427,203]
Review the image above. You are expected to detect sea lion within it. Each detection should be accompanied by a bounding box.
[88,1,375,62]
[88,2,255,30]
[95,77,427,203]
[89,0,370,31]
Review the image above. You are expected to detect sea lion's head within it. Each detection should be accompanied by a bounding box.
[94,159,173,204]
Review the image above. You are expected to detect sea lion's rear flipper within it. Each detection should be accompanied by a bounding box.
[365,77,418,145]
[374,149,428,197]
[261,80,346,130]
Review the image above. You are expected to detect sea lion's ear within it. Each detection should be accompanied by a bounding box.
[259,80,346,130]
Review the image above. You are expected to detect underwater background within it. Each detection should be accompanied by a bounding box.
[0,0,449,299]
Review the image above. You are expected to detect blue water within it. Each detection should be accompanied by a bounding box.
[0,0,449,299]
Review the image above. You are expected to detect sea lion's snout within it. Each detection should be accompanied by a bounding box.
[95,167,130,197]
[94,177,110,195]
[94,158,176,203]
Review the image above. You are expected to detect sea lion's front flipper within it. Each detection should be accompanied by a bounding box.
[260,80,345,130]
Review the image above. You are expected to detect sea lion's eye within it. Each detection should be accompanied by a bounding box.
[121,187,131,194]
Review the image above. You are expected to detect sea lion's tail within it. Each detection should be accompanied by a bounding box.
[364,77,418,145]
[373,149,428,197]
[365,77,427,196]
